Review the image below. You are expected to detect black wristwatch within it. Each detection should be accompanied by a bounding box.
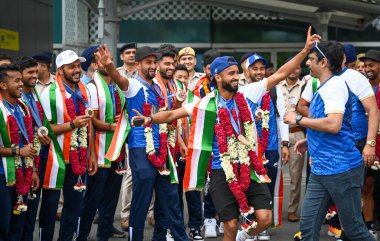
[282,141,290,148]
[12,147,17,156]
[70,121,76,130]
[295,115,303,126]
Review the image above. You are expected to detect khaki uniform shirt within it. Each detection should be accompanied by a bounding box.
[36,73,56,96]
[278,79,305,128]
[187,72,205,91]
[117,66,138,79]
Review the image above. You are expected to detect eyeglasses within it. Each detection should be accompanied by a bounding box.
[314,42,328,62]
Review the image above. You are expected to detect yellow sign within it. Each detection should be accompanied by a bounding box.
[0,28,19,51]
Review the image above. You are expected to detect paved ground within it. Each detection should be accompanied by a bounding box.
[33,164,378,240]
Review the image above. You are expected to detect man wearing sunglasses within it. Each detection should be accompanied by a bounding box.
[285,41,378,241]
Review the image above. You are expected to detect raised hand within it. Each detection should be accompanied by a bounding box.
[94,44,114,67]
[304,26,322,51]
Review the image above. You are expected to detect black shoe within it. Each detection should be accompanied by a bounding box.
[112,225,126,238]
[189,228,204,241]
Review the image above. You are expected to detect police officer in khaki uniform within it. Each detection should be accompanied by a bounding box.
[178,47,205,91]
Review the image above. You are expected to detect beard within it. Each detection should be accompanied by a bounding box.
[222,80,238,93]
[63,70,80,84]
[23,79,36,88]
[143,68,156,80]
[159,69,172,79]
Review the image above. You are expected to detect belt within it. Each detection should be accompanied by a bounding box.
[290,126,303,133]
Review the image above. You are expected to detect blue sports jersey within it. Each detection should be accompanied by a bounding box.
[125,75,159,148]
[307,76,362,175]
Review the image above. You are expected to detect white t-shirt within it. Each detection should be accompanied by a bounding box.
[302,69,373,103]
[87,82,99,110]
[315,75,348,115]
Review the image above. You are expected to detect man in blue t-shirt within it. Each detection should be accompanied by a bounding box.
[96,45,189,241]
[284,41,377,241]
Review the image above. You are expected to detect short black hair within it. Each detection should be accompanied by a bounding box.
[174,64,189,75]
[0,54,12,62]
[0,64,21,82]
[265,62,274,68]
[156,49,176,62]
[158,44,179,55]
[14,57,38,71]
[310,41,344,75]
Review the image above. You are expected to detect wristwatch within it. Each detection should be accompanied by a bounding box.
[366,140,376,147]
[295,115,303,125]
[281,141,290,148]
[70,121,76,130]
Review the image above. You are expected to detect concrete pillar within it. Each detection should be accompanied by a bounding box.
[315,7,333,40]
[99,0,119,64]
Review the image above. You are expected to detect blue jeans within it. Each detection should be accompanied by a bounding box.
[77,162,123,241]
[177,158,202,229]
[300,165,376,241]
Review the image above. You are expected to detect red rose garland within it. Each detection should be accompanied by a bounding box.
[215,92,267,231]
[143,100,169,169]
[260,92,271,154]
[373,87,380,170]
[66,98,88,176]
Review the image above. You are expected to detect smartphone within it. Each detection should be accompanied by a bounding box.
[133,117,145,127]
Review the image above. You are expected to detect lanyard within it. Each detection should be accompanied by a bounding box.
[22,92,43,127]
[63,83,89,108]
[218,95,241,135]
[4,100,30,143]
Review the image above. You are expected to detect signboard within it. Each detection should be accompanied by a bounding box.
[0,28,19,51]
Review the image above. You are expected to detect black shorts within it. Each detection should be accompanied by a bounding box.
[209,169,272,222]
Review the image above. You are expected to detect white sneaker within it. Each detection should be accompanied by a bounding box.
[204,218,217,238]
[369,229,378,240]
[218,222,224,234]
[236,230,257,241]
[257,230,270,240]
[166,229,174,241]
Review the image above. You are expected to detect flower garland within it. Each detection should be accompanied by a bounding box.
[373,86,380,171]
[114,90,127,175]
[202,78,210,96]
[256,92,271,165]
[8,106,34,214]
[31,101,45,174]
[143,99,176,175]
[215,92,267,231]
[66,98,88,191]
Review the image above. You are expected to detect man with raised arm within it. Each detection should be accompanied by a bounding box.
[131,27,319,241]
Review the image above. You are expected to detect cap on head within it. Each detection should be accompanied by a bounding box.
[32,52,52,64]
[240,52,255,64]
[178,47,195,60]
[119,42,137,53]
[56,50,86,68]
[135,46,161,62]
[245,53,267,69]
[343,44,357,64]
[209,56,238,87]
[359,49,380,63]
[80,45,98,71]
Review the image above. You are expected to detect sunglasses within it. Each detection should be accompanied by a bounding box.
[314,42,328,62]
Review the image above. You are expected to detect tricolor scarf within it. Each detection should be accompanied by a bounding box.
[92,72,129,166]
[0,97,31,186]
[183,90,270,191]
[41,74,89,189]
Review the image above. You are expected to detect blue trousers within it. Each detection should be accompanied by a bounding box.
[22,156,49,241]
[300,165,376,241]
[77,162,123,241]
[265,150,280,196]
[0,174,13,241]
[57,164,85,241]
[177,158,202,229]
[128,147,188,241]
[203,192,217,219]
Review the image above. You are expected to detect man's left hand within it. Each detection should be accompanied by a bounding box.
[31,172,40,191]
[362,145,376,167]
[88,155,98,176]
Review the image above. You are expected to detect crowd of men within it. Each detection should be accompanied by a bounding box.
[0,27,379,241]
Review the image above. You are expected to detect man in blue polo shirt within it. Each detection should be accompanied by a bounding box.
[284,41,377,241]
